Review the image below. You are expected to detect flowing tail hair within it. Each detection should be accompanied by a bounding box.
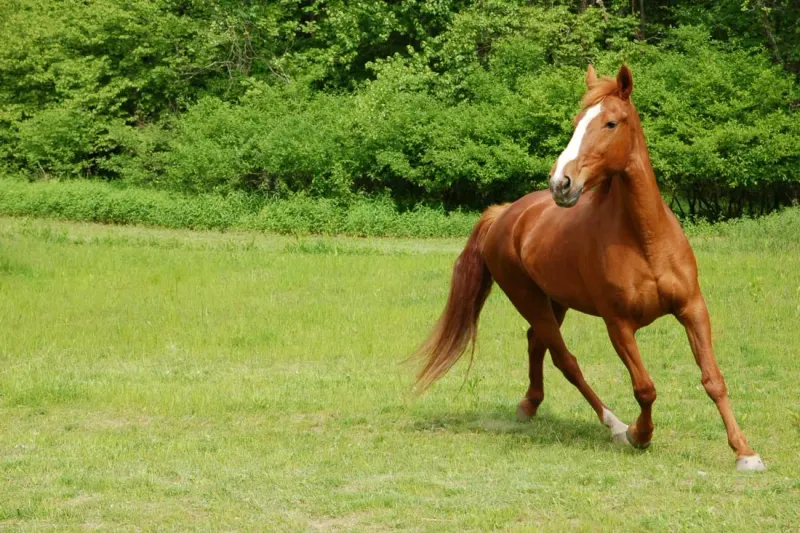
[411,204,509,393]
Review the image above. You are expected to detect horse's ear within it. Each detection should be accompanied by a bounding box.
[586,64,598,88]
[616,64,633,100]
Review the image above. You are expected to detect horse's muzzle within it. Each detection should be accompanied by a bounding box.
[553,193,580,208]
[549,181,582,208]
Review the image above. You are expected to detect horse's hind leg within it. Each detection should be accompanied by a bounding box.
[516,303,566,422]
[502,283,612,431]
[543,313,631,444]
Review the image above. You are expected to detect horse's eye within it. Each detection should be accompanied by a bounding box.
[606,121,618,129]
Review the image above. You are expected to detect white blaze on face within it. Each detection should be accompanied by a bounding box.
[552,103,603,184]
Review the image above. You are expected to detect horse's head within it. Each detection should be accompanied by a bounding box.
[549,64,635,208]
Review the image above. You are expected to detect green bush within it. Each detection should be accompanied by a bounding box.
[15,106,99,178]
[621,26,800,218]
[0,179,479,237]
[2,1,799,219]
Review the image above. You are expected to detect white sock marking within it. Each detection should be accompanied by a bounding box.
[602,407,629,444]
[553,103,603,182]
[736,455,766,472]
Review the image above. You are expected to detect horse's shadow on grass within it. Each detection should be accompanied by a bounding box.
[408,403,631,452]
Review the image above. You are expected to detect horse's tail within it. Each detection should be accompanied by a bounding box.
[411,203,509,393]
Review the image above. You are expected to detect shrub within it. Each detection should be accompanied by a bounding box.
[2,2,799,220]
[0,178,480,237]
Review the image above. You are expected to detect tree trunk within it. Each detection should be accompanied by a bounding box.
[756,0,783,66]
[639,0,645,40]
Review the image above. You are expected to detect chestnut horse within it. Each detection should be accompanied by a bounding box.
[413,65,764,471]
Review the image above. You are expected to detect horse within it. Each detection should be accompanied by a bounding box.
[412,65,764,471]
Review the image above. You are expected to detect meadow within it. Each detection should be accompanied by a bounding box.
[1,213,799,530]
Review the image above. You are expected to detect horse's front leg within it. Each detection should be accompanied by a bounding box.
[606,320,656,448]
[677,295,765,471]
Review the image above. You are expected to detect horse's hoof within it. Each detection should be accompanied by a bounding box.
[516,399,537,422]
[611,428,630,445]
[625,426,651,450]
[736,455,766,472]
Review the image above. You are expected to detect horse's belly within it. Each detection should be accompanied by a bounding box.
[525,245,666,322]
[552,293,601,316]
[527,261,600,316]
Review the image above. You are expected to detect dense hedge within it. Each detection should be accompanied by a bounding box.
[4,177,800,244]
[2,1,799,219]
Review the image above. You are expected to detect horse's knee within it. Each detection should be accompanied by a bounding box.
[634,381,657,406]
[701,373,727,401]
[526,327,536,344]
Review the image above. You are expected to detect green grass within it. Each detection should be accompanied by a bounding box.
[0,214,799,530]
[0,177,478,237]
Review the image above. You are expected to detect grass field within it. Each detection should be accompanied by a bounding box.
[1,214,799,531]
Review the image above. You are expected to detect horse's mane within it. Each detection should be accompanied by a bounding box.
[580,76,619,110]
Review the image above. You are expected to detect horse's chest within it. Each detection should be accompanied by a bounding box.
[601,264,674,324]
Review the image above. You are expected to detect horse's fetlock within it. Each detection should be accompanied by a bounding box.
[527,389,544,405]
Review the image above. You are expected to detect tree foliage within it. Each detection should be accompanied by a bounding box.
[1,0,799,218]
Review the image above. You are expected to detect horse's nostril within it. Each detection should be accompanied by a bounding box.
[562,176,572,191]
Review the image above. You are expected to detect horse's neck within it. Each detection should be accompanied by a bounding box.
[609,115,669,255]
